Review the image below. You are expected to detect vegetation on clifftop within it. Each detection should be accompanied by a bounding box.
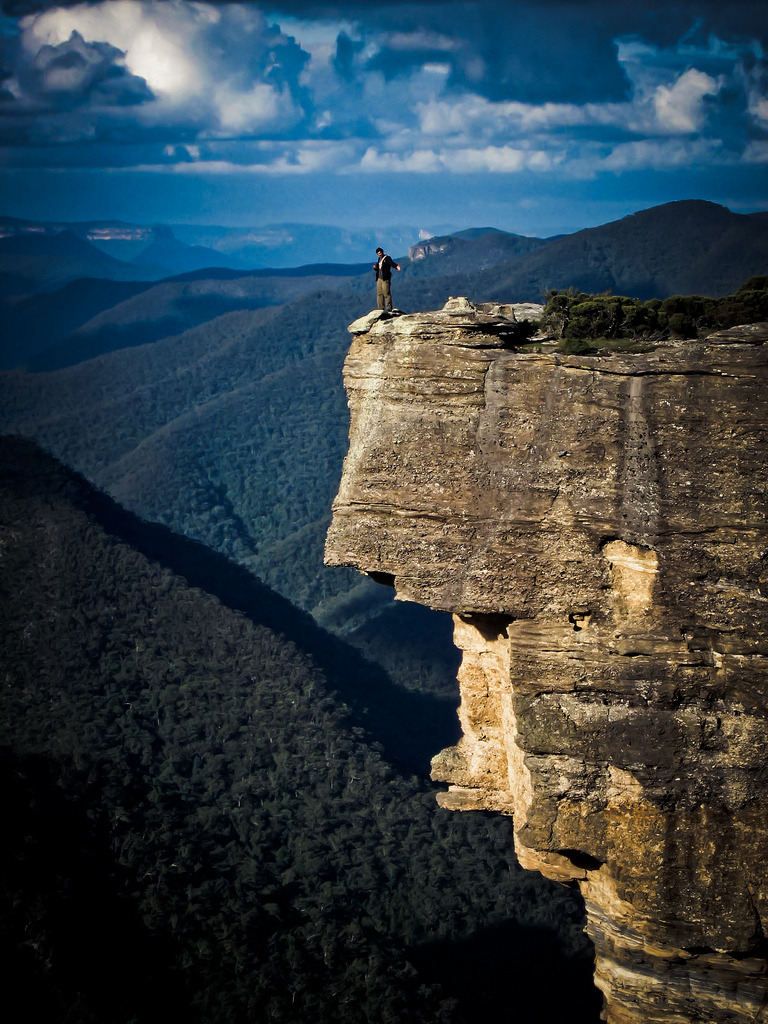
[543,274,768,352]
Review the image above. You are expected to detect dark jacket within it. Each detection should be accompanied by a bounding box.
[374,254,398,281]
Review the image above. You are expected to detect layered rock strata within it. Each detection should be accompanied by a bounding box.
[325,299,768,1024]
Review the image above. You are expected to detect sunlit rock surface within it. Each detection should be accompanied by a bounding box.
[325,299,768,1024]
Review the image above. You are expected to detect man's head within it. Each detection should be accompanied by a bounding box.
[375,247,383,256]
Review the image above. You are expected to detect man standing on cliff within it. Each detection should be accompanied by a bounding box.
[374,247,401,311]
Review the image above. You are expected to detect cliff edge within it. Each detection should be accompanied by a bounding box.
[325,298,768,1023]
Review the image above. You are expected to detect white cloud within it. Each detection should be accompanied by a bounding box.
[162,143,200,159]
[19,0,308,135]
[357,144,559,174]
[653,68,721,133]
[599,136,722,171]
[748,93,768,127]
[416,64,726,145]
[441,146,558,173]
[359,147,441,172]
[23,1,202,99]
[213,83,299,133]
[384,30,461,53]
[741,140,768,164]
[127,140,352,175]
[417,95,618,138]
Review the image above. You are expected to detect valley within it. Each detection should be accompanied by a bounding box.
[1,198,767,1023]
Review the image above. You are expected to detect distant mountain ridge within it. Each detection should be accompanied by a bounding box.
[12,263,372,372]
[2,200,765,307]
[406,227,549,276]
[426,200,768,302]
[125,224,253,275]
[1,198,765,372]
[0,219,246,290]
[0,215,422,279]
[0,229,158,296]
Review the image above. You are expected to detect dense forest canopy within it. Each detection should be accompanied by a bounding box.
[0,437,599,1023]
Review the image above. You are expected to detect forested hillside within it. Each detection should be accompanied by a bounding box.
[0,437,599,1024]
[3,266,370,372]
[0,279,157,370]
[1,202,767,666]
[409,201,768,303]
[6,199,765,372]
[0,291,372,616]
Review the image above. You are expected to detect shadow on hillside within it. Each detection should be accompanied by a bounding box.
[411,917,603,1024]
[0,747,195,1024]
[2,436,460,776]
[2,438,602,1024]
[26,318,194,370]
[90,497,462,776]
[102,515,461,775]
[1,747,602,1024]
[25,293,271,371]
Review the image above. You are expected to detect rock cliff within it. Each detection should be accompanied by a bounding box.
[325,298,768,1023]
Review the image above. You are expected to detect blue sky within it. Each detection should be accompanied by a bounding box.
[1,0,767,237]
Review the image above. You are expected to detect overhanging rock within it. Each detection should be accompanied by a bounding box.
[325,299,768,1024]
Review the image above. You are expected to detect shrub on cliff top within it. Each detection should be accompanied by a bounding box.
[544,274,768,351]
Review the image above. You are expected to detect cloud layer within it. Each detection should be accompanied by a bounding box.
[0,0,766,227]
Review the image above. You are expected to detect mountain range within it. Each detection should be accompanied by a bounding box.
[0,197,766,661]
[0,229,158,298]
[4,200,766,300]
[0,216,424,285]
[391,200,768,303]
[1,198,766,1022]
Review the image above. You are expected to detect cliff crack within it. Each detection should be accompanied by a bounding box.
[619,376,660,548]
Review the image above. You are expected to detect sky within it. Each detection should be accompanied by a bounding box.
[0,0,767,237]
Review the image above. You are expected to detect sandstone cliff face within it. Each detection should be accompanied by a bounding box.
[325,300,768,1024]
[408,238,452,260]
